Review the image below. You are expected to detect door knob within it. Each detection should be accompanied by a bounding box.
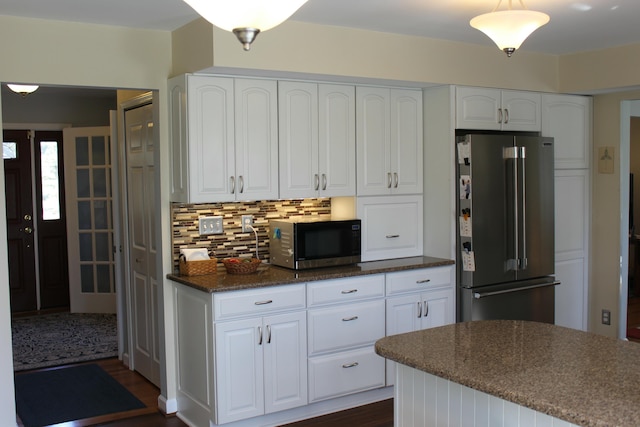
[23,227,33,234]
[24,214,32,221]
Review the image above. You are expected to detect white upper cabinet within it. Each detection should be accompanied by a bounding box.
[168,74,278,203]
[356,87,423,196]
[455,86,541,132]
[542,93,592,169]
[279,81,356,199]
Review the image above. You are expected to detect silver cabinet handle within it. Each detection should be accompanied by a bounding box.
[386,234,400,238]
[322,173,327,191]
[254,300,273,305]
[423,301,429,318]
[504,108,509,124]
[342,316,358,322]
[258,326,263,345]
[417,301,422,318]
[342,362,359,368]
[394,172,398,188]
[267,325,271,344]
[238,175,244,193]
[387,172,392,188]
[341,289,358,294]
[416,279,431,284]
[314,174,319,191]
[498,108,503,124]
[230,176,235,194]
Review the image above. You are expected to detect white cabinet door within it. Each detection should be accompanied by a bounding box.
[187,75,235,203]
[234,78,279,201]
[455,87,541,132]
[455,86,501,130]
[278,81,319,199]
[554,170,589,331]
[357,195,423,261]
[318,84,356,197]
[356,86,390,196]
[501,90,541,132]
[542,93,591,169]
[357,86,423,196]
[385,288,454,385]
[391,89,423,195]
[215,317,264,424]
[263,311,308,414]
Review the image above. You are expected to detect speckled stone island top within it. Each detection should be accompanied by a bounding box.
[167,256,454,293]
[375,320,640,427]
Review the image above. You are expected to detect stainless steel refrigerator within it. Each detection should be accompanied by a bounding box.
[456,133,559,324]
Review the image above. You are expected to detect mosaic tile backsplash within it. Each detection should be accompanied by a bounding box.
[171,199,331,273]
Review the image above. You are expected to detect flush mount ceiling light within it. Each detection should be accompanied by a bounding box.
[183,0,309,51]
[470,0,550,57]
[7,84,39,96]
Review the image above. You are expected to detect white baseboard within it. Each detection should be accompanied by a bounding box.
[158,394,178,415]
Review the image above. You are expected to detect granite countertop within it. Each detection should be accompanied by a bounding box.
[167,256,454,293]
[375,320,640,427]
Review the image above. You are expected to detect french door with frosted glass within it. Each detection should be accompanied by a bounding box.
[64,127,116,313]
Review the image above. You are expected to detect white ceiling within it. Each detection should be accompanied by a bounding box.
[0,0,638,55]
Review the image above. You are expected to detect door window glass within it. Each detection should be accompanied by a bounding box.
[40,140,61,220]
[3,141,17,159]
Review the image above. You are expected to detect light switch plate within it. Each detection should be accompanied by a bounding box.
[199,216,223,235]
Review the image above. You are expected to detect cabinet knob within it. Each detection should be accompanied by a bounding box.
[417,301,422,318]
[424,301,429,318]
[342,362,359,369]
[504,108,510,124]
[230,176,236,194]
[314,174,319,191]
[342,316,358,322]
[322,174,327,191]
[238,176,244,193]
[416,279,431,284]
[387,172,392,188]
[394,172,398,188]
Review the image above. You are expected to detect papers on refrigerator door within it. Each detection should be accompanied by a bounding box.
[460,175,471,200]
[462,250,476,272]
[457,141,471,165]
[459,216,472,237]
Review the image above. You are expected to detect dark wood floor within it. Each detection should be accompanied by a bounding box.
[15,358,393,427]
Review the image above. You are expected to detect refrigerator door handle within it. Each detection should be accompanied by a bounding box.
[473,281,560,299]
[504,146,519,271]
[519,146,528,270]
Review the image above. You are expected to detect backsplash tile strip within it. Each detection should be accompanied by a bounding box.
[171,199,331,273]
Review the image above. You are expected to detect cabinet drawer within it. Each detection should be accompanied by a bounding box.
[308,299,385,355]
[307,275,384,307]
[386,266,452,295]
[213,284,306,320]
[308,346,385,403]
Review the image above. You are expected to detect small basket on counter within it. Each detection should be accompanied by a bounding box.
[179,255,217,276]
[222,258,261,275]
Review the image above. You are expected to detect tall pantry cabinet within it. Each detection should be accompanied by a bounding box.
[542,94,592,331]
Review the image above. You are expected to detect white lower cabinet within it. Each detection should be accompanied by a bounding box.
[307,276,387,403]
[215,311,307,424]
[385,267,455,385]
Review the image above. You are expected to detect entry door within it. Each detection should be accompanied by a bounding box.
[124,96,160,386]
[3,130,37,312]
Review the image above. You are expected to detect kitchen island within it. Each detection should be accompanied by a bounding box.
[375,320,640,427]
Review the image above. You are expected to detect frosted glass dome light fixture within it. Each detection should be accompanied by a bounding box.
[183,0,309,51]
[7,84,39,96]
[470,0,550,57]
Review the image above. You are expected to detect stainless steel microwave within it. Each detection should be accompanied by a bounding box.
[269,219,361,270]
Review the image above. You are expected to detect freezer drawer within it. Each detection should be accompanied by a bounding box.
[458,278,559,324]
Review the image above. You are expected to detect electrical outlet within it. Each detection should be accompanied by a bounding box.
[602,309,611,325]
[199,216,223,235]
[241,215,254,233]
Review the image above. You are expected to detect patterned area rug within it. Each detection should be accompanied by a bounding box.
[12,312,118,371]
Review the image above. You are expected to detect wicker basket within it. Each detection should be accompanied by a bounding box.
[179,256,217,276]
[222,258,261,275]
